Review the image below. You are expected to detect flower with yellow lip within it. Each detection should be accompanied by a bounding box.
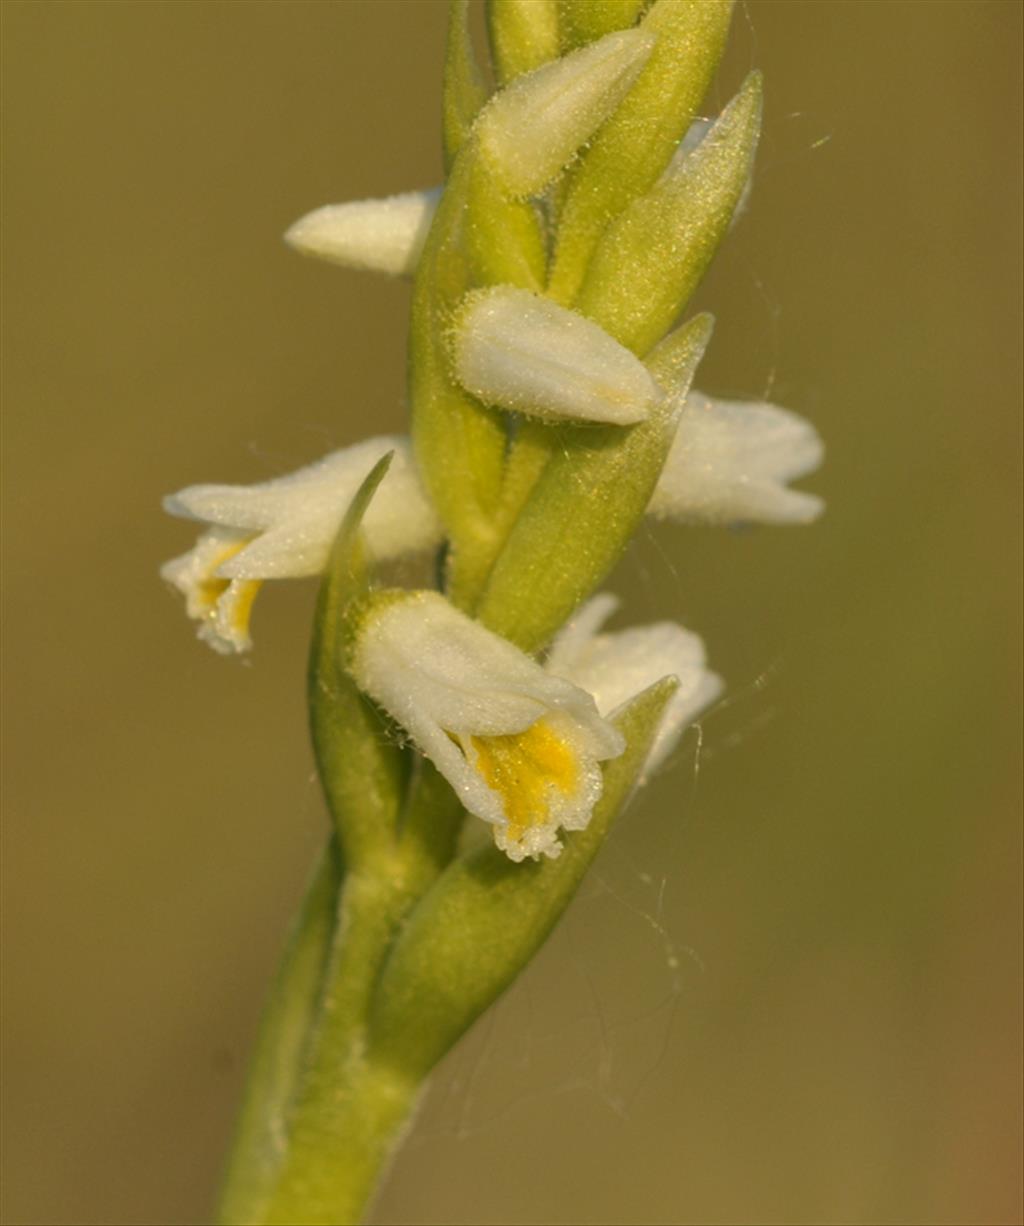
[161,436,442,654]
[351,590,625,862]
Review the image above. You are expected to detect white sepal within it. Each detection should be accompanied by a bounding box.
[547,594,722,779]
[475,27,655,196]
[162,436,442,653]
[352,591,625,863]
[455,286,661,425]
[648,392,825,525]
[284,189,441,276]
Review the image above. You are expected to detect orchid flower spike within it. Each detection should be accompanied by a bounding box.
[648,392,825,525]
[351,590,625,862]
[454,285,662,425]
[162,437,441,654]
[547,594,723,780]
[284,189,441,277]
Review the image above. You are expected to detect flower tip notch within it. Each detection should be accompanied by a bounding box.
[160,531,260,656]
[649,394,825,525]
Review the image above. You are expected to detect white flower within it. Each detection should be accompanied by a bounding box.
[162,437,442,654]
[284,189,441,277]
[475,27,655,196]
[351,591,625,862]
[455,286,661,425]
[547,594,722,779]
[648,392,825,525]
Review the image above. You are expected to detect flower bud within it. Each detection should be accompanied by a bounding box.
[454,285,661,425]
[475,27,655,196]
[284,190,441,277]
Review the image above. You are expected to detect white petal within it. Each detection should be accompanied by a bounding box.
[648,392,825,525]
[354,591,622,752]
[165,436,443,577]
[548,594,723,776]
[476,27,655,195]
[284,189,441,276]
[455,286,661,425]
[352,591,625,860]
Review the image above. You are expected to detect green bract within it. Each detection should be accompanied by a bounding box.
[368,677,681,1078]
[442,0,488,170]
[550,0,735,305]
[306,455,408,864]
[577,70,763,355]
[476,313,714,652]
[558,0,648,50]
[487,0,559,84]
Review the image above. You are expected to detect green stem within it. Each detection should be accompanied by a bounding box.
[448,418,556,616]
[234,773,462,1226]
[217,839,343,1225]
[253,867,427,1224]
[261,1055,421,1226]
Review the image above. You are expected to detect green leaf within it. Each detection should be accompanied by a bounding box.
[486,0,559,85]
[443,0,489,172]
[557,0,647,50]
[365,677,681,1081]
[575,70,762,356]
[307,455,409,865]
[550,0,734,305]
[474,313,713,653]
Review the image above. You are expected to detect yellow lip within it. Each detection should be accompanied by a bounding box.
[468,717,580,846]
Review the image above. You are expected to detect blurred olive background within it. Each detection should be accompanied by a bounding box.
[3,2,1021,1224]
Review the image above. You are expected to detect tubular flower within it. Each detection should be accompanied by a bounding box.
[648,392,825,525]
[547,594,723,778]
[162,436,441,654]
[351,591,625,862]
